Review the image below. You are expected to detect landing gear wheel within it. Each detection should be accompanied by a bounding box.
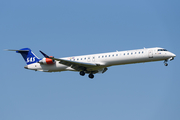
[88,74,94,79]
[164,63,168,66]
[80,71,85,76]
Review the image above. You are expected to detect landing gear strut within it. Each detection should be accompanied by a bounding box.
[88,73,94,79]
[164,60,168,66]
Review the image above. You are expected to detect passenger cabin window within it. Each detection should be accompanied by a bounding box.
[127,53,129,55]
[116,54,118,56]
[112,54,114,57]
[109,55,111,57]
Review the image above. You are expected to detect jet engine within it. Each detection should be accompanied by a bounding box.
[39,56,55,64]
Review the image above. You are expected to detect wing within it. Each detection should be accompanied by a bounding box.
[39,50,104,72]
[49,57,100,71]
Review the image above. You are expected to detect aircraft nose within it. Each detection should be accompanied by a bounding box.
[172,53,176,57]
[24,65,28,69]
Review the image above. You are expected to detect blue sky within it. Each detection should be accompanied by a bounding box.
[1,0,180,120]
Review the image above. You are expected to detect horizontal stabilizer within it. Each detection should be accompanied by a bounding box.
[5,49,29,52]
[6,48,40,65]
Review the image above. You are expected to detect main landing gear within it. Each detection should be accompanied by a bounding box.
[88,73,94,79]
[80,71,85,76]
[79,71,94,79]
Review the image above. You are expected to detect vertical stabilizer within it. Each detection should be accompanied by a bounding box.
[14,48,40,65]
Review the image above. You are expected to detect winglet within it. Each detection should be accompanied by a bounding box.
[39,50,49,58]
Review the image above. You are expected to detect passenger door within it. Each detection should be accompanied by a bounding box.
[148,50,153,58]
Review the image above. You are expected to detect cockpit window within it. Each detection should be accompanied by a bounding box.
[158,49,168,51]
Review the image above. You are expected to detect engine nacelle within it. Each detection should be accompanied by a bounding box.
[39,56,55,64]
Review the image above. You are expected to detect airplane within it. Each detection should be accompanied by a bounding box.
[6,47,176,79]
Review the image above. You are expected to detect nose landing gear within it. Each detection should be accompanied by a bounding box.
[164,63,168,66]
[164,60,168,66]
[164,56,176,66]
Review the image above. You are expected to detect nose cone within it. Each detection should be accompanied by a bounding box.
[24,65,28,69]
[172,53,176,57]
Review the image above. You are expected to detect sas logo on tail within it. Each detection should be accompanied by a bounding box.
[27,57,36,63]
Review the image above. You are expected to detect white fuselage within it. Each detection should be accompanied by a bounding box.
[26,47,176,73]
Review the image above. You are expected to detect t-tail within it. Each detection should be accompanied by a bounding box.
[6,48,40,65]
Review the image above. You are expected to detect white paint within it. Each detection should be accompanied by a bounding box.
[25,47,176,78]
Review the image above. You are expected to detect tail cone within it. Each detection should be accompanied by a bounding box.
[24,65,28,69]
